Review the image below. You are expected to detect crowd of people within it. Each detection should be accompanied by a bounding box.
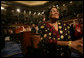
[1,6,83,57]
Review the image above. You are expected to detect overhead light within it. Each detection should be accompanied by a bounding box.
[14,1,49,6]
[63,4,65,6]
[42,12,44,14]
[38,12,40,15]
[12,10,14,12]
[1,6,4,10]
[56,5,58,7]
[52,5,55,7]
[34,12,36,15]
[57,7,60,9]
[56,5,59,9]
[24,10,26,13]
[70,1,72,4]
[29,11,31,14]
[17,8,20,13]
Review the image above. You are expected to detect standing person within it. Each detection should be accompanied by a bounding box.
[38,6,83,57]
[27,25,31,32]
[70,14,83,57]
[35,25,39,34]
[0,26,5,50]
[31,24,36,33]
[42,15,46,22]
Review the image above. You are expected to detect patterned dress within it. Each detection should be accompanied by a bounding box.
[38,21,72,56]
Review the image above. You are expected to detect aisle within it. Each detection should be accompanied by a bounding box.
[1,36,24,57]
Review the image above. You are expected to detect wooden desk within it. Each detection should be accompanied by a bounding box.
[20,31,41,55]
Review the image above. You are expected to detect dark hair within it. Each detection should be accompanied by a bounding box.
[77,14,83,22]
[44,6,59,21]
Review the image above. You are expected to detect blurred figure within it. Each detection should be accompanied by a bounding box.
[27,25,31,32]
[70,14,83,57]
[31,24,36,33]
[42,15,46,22]
[35,25,39,34]
[70,14,83,41]
[21,26,26,32]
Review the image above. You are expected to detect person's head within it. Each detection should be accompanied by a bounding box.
[77,14,83,24]
[32,24,35,27]
[45,6,60,21]
[73,20,76,25]
[77,14,83,30]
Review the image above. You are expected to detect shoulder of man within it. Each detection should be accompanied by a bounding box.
[38,22,47,27]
